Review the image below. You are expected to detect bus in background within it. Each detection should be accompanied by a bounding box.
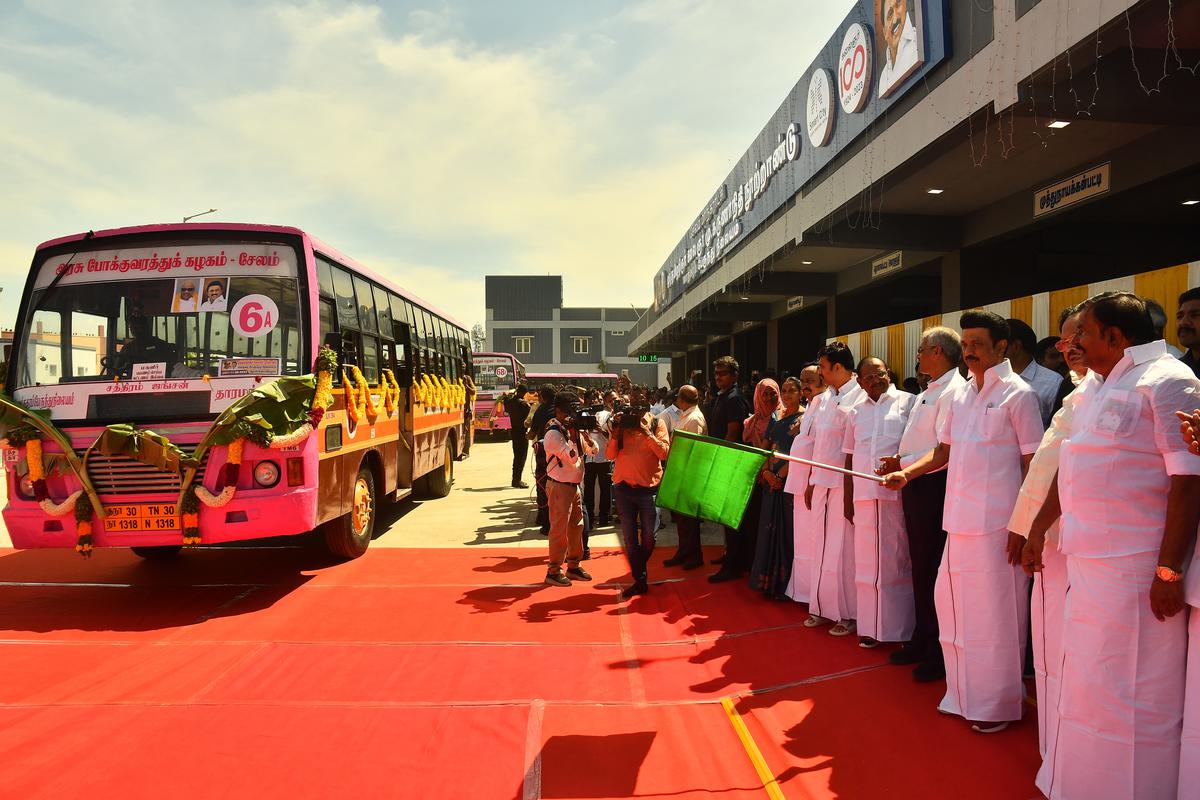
[527,372,619,393]
[3,223,470,560]
[471,352,525,436]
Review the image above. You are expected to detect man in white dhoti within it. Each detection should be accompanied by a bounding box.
[804,342,866,635]
[1010,306,1090,770]
[842,357,916,648]
[879,326,966,682]
[783,363,826,604]
[1023,292,1200,799]
[883,310,1043,733]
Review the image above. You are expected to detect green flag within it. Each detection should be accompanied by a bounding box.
[656,430,768,529]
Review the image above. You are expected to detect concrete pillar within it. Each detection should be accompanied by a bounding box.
[825,297,837,339]
[766,318,779,371]
[941,250,962,313]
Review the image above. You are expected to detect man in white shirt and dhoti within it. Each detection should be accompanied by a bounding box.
[883,311,1044,733]
[783,363,826,604]
[842,358,916,648]
[1024,292,1200,799]
[804,342,866,635]
[1011,306,1090,770]
[880,326,966,682]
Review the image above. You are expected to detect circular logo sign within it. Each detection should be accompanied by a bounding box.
[494,366,508,379]
[230,294,280,338]
[806,68,835,148]
[838,23,873,114]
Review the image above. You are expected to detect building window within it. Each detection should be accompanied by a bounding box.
[572,336,590,355]
[513,336,532,355]
[611,330,625,336]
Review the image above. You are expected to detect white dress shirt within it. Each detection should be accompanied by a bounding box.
[675,404,707,436]
[543,422,597,484]
[843,385,916,502]
[1020,360,1064,426]
[784,391,826,495]
[1008,370,1091,544]
[656,405,682,439]
[897,367,966,471]
[584,409,612,465]
[808,379,866,489]
[878,12,920,98]
[940,359,1045,534]
[1058,341,1200,559]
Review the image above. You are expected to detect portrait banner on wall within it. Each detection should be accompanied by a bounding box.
[877,0,927,99]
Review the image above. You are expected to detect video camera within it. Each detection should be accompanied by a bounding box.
[566,404,603,432]
[615,402,651,429]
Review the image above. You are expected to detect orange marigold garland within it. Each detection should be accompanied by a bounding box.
[180,485,201,546]
[194,436,243,510]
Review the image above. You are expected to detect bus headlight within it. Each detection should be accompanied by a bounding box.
[253,461,281,488]
[17,474,35,500]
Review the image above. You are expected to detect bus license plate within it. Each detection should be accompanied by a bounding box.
[103,504,181,533]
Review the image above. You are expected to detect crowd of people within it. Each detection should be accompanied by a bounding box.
[499,287,1200,799]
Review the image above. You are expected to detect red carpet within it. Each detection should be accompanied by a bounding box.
[0,545,1042,798]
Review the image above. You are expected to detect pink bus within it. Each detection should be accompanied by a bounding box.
[527,372,619,393]
[471,352,525,435]
[2,222,470,559]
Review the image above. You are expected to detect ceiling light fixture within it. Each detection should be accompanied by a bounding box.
[1183,200,1200,206]
[1047,120,1071,129]
[801,260,814,265]
[926,188,944,195]
[740,293,750,301]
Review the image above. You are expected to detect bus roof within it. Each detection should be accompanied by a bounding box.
[33,222,467,331]
[472,352,523,360]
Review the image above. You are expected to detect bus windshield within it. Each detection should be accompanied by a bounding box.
[14,240,303,421]
[472,354,519,394]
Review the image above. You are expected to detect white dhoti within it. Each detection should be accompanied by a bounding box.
[1031,538,1067,761]
[1180,609,1200,794]
[1039,551,1186,800]
[935,530,1029,723]
[808,485,855,622]
[784,494,812,604]
[853,498,914,642]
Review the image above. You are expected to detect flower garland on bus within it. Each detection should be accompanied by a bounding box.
[380,369,401,415]
[0,345,340,556]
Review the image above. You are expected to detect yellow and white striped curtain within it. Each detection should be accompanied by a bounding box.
[828,262,1196,379]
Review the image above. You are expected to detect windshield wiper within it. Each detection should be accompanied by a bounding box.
[39,230,94,305]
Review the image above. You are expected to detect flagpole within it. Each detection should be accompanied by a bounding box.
[770,451,886,484]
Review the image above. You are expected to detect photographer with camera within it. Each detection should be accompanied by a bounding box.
[583,391,617,535]
[607,399,671,598]
[542,392,599,586]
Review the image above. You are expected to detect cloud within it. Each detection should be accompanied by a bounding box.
[0,0,856,331]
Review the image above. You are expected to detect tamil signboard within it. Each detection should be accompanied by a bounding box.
[786,295,806,312]
[1033,162,1111,218]
[871,250,904,279]
[651,0,951,313]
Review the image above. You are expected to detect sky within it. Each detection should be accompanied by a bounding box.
[0,0,857,332]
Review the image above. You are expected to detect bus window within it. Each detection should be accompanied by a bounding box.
[373,285,393,339]
[361,335,380,382]
[391,319,411,384]
[353,275,378,335]
[319,298,335,346]
[316,257,335,298]
[331,267,359,331]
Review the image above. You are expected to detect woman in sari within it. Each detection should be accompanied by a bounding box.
[749,377,803,597]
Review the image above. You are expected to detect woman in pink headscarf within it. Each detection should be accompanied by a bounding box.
[743,378,783,448]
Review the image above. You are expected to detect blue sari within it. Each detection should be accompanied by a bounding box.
[749,411,800,597]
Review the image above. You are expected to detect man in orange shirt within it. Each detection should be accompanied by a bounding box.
[607,405,671,598]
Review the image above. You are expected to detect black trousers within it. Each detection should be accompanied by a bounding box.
[674,513,702,563]
[534,445,549,531]
[511,433,529,484]
[722,484,762,572]
[901,471,948,668]
[583,462,612,524]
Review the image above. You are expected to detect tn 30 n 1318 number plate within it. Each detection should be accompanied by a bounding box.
[102,504,181,532]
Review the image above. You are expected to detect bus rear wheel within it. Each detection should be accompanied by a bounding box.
[422,440,455,498]
[131,545,183,560]
[323,466,375,560]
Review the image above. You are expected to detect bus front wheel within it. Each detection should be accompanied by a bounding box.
[323,466,375,559]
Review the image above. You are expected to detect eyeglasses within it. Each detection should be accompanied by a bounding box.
[181,287,195,293]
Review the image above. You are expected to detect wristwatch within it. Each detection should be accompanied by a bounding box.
[1155,566,1184,583]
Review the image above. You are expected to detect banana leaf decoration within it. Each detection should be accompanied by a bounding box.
[0,394,105,518]
[85,424,200,475]
[175,374,316,509]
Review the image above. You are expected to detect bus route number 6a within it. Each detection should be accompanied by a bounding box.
[231,295,280,338]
